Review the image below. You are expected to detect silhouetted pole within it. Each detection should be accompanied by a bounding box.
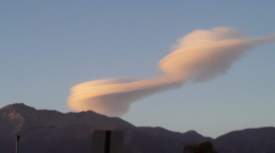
[104,130,111,153]
[92,130,124,153]
[16,135,21,153]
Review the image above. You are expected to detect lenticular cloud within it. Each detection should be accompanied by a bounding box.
[68,27,275,116]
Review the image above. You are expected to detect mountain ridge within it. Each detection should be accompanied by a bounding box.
[0,103,275,153]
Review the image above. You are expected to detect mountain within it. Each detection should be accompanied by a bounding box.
[0,103,208,153]
[214,127,275,153]
[0,103,274,153]
[0,103,133,130]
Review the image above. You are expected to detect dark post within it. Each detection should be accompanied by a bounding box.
[92,130,124,153]
[16,135,21,153]
[104,130,111,153]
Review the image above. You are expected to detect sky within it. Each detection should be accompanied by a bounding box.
[0,0,275,137]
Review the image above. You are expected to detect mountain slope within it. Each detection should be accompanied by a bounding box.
[0,103,208,153]
[214,127,275,153]
[0,103,133,130]
[1,103,275,153]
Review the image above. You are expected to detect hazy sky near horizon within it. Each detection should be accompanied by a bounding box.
[1,0,275,137]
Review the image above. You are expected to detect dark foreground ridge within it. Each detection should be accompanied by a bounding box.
[0,103,274,153]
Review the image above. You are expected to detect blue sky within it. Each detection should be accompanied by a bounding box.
[1,0,275,137]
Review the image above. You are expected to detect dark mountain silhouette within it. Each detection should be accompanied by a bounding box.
[0,103,208,153]
[214,127,275,153]
[0,103,274,153]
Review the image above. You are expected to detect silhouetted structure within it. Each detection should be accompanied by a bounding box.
[184,141,217,153]
[16,135,21,153]
[92,130,124,153]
